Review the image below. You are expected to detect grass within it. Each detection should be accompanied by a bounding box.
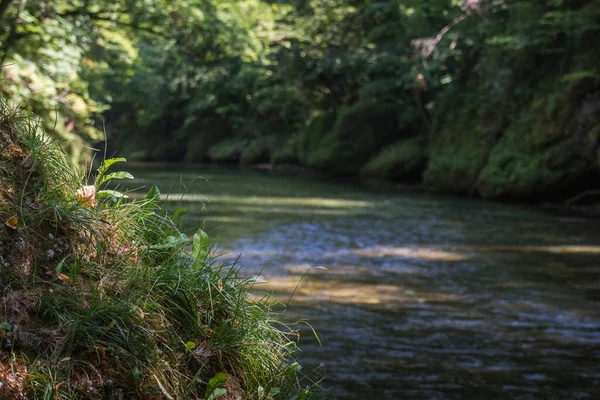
[0,101,323,399]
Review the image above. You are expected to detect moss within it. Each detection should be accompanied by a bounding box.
[240,137,275,165]
[271,135,303,165]
[475,82,600,199]
[185,134,222,162]
[208,139,249,163]
[296,110,337,164]
[150,138,187,161]
[184,118,234,163]
[423,88,506,194]
[360,136,428,181]
[302,102,400,175]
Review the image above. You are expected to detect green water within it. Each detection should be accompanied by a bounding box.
[126,164,600,399]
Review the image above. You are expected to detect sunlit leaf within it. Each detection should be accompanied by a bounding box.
[57,273,70,282]
[206,373,228,400]
[96,190,129,200]
[5,216,18,230]
[207,388,227,400]
[184,341,196,353]
[96,158,127,178]
[192,228,209,264]
[98,171,134,186]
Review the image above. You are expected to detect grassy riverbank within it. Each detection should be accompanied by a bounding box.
[0,104,320,399]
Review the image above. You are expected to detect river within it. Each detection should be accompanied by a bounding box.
[125,164,600,399]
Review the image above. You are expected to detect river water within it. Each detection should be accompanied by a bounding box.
[126,165,600,399]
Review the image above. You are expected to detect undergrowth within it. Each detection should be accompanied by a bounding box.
[0,102,322,399]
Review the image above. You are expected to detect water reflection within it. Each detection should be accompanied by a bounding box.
[123,165,600,399]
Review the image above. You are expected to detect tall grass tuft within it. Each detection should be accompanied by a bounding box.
[0,101,322,399]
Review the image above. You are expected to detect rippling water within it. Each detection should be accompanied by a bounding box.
[125,164,600,399]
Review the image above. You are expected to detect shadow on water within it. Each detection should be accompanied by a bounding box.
[124,165,600,399]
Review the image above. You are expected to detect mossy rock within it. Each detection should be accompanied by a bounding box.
[361,136,428,181]
[184,134,224,163]
[303,101,400,175]
[150,139,187,161]
[423,89,506,194]
[296,110,337,163]
[271,134,304,165]
[208,139,249,163]
[240,137,275,165]
[475,84,600,199]
[183,118,233,162]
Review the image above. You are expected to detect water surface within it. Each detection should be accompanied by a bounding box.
[126,165,600,399]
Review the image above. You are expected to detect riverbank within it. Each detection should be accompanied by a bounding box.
[0,106,319,398]
[123,160,600,218]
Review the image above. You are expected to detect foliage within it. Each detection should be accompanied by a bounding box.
[0,102,321,399]
[1,0,599,191]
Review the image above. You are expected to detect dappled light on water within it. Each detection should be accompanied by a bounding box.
[253,275,463,308]
[123,166,600,399]
[160,193,374,208]
[350,246,471,261]
[456,244,600,254]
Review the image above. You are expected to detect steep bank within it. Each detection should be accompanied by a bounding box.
[0,106,317,399]
[161,66,600,203]
[97,2,600,204]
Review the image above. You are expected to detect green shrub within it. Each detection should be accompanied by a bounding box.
[0,102,320,399]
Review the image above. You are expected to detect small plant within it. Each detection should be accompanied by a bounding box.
[0,102,323,399]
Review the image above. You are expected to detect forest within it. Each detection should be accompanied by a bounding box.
[2,0,599,200]
[2,1,600,399]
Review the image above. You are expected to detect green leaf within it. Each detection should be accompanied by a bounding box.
[146,185,161,202]
[268,387,281,397]
[207,388,227,400]
[95,158,127,187]
[206,373,228,399]
[1,321,13,331]
[97,190,129,199]
[55,257,67,274]
[185,341,196,353]
[192,228,209,264]
[172,207,187,219]
[98,171,134,187]
[149,233,189,250]
[132,367,141,383]
[96,158,127,177]
[288,362,302,374]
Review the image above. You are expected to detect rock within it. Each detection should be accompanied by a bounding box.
[303,102,402,175]
[361,136,428,181]
[208,139,249,163]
